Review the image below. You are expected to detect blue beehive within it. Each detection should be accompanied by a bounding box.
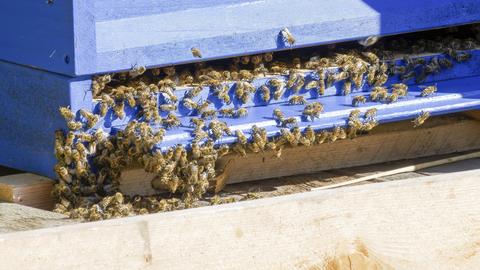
[0,0,479,178]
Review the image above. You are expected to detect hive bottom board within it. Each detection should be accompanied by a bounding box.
[119,112,480,195]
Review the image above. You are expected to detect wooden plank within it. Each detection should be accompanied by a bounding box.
[0,203,75,234]
[120,115,480,196]
[0,174,55,210]
[1,170,479,270]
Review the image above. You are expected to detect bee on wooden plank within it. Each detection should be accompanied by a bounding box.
[412,111,430,128]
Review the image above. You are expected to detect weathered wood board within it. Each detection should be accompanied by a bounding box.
[1,170,479,270]
[120,114,480,195]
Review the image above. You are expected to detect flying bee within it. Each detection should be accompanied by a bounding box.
[129,65,146,79]
[201,109,217,119]
[218,108,235,118]
[280,117,298,127]
[412,111,430,128]
[364,108,377,120]
[260,85,271,102]
[191,47,202,58]
[280,27,295,46]
[352,95,367,106]
[342,80,352,95]
[420,85,437,97]
[269,79,285,100]
[59,106,75,122]
[370,86,388,101]
[289,95,307,105]
[159,103,178,112]
[272,108,285,121]
[163,113,181,128]
[67,121,83,130]
[113,102,125,119]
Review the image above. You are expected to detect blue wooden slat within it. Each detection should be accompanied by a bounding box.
[0,61,92,178]
[0,1,76,75]
[1,0,479,76]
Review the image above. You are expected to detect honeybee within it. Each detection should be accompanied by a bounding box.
[113,102,125,119]
[263,52,273,62]
[391,83,408,97]
[195,100,212,114]
[420,85,437,97]
[370,86,388,101]
[99,94,114,117]
[190,117,205,128]
[361,52,379,64]
[193,127,209,141]
[201,109,217,119]
[214,85,231,104]
[182,98,198,110]
[302,102,324,121]
[352,96,367,106]
[454,52,471,62]
[67,121,83,130]
[239,70,254,81]
[361,119,378,131]
[315,130,329,144]
[235,130,248,145]
[439,58,453,69]
[279,128,297,146]
[159,104,178,112]
[287,71,299,89]
[280,117,298,127]
[386,93,398,103]
[412,111,430,128]
[219,108,235,117]
[305,80,318,90]
[374,73,388,86]
[129,65,146,79]
[289,95,307,105]
[79,109,99,128]
[54,163,71,183]
[280,27,296,46]
[235,108,248,118]
[293,74,305,93]
[163,113,181,128]
[250,54,263,66]
[260,85,271,102]
[304,125,316,145]
[269,79,285,100]
[209,120,229,140]
[191,47,202,58]
[364,108,377,120]
[59,106,75,121]
[272,108,285,121]
[233,143,247,157]
[342,80,352,95]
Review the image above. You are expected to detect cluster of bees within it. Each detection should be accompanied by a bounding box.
[51,28,477,221]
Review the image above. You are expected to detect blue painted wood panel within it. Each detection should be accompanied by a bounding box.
[1,0,479,76]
